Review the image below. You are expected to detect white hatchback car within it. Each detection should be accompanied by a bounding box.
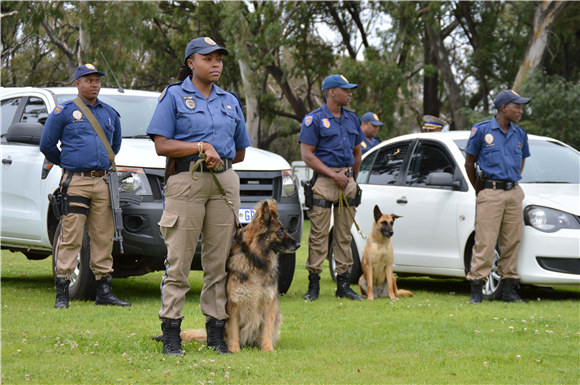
[331,131,579,298]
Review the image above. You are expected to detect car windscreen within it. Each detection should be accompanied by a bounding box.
[54,94,158,138]
[453,138,580,183]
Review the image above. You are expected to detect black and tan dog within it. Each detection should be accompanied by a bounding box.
[358,205,413,300]
[180,199,300,352]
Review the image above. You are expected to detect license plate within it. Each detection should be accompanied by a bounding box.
[238,209,256,224]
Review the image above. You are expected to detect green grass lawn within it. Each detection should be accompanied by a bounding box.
[2,220,579,384]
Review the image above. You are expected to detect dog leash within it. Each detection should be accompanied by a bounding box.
[190,153,242,228]
[338,189,367,240]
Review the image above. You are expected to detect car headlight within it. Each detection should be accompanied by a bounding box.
[524,206,580,233]
[117,167,153,196]
[281,170,298,198]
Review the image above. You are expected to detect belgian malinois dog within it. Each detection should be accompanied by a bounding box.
[358,205,413,300]
[180,200,300,352]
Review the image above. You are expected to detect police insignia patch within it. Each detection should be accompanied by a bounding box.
[304,115,313,127]
[361,141,367,149]
[85,63,95,70]
[470,127,478,137]
[373,113,379,121]
[204,37,217,46]
[322,118,330,128]
[159,87,167,102]
[340,75,349,83]
[184,97,196,110]
[485,133,494,144]
[53,105,64,115]
[72,110,83,121]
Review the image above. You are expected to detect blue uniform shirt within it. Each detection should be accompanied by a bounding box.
[360,136,381,154]
[465,116,530,182]
[40,98,122,171]
[146,78,251,161]
[298,104,364,168]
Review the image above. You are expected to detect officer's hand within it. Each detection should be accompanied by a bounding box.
[204,144,223,169]
[332,169,349,190]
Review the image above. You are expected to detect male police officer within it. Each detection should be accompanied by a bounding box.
[359,112,383,154]
[464,89,531,304]
[40,64,130,308]
[299,74,365,301]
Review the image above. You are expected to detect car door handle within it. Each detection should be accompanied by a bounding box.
[2,158,12,165]
[396,196,408,204]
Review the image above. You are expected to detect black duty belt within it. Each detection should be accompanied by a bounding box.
[483,180,517,190]
[318,168,354,178]
[175,158,232,174]
[74,170,110,177]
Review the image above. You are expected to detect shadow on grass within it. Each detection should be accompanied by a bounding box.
[397,276,580,301]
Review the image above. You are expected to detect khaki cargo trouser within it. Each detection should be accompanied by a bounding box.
[158,169,239,321]
[467,185,525,281]
[306,169,357,276]
[54,172,114,280]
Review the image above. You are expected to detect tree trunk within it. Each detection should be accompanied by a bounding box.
[425,22,467,130]
[238,58,260,146]
[423,25,439,117]
[513,1,566,91]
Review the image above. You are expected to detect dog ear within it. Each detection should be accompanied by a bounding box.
[391,214,402,220]
[373,205,382,223]
[260,200,271,223]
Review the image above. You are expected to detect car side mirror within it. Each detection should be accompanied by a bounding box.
[425,172,462,190]
[6,122,44,145]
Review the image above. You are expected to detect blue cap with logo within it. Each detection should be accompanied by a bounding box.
[493,89,531,109]
[321,74,358,91]
[184,37,229,63]
[361,112,383,126]
[74,64,106,81]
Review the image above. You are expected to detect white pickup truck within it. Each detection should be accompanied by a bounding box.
[1,87,303,298]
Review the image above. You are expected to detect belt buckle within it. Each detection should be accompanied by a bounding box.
[214,163,225,173]
[492,181,497,190]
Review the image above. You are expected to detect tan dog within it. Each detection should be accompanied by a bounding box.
[358,205,413,300]
[180,200,300,352]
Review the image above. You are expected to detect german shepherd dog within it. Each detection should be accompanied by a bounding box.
[180,200,300,352]
[358,205,413,300]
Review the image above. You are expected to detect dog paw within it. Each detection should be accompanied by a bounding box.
[261,344,274,352]
[228,344,240,353]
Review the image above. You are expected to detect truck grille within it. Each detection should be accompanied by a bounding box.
[145,169,281,202]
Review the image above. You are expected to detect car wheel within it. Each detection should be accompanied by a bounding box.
[277,252,296,295]
[52,222,97,300]
[467,240,503,300]
[328,233,362,284]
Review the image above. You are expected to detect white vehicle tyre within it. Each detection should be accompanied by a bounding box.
[328,234,362,284]
[277,252,295,295]
[52,222,97,300]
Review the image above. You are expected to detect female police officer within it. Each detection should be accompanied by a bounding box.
[147,37,251,355]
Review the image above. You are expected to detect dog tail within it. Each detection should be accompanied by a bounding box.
[396,289,414,297]
[180,329,207,343]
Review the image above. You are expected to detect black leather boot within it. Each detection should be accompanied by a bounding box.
[469,279,483,304]
[95,276,131,307]
[336,273,363,300]
[206,317,230,354]
[54,277,70,308]
[303,273,320,300]
[501,278,527,303]
[161,318,184,356]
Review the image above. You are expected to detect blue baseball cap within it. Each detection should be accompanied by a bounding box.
[494,89,531,109]
[361,112,383,126]
[74,64,106,81]
[321,74,358,91]
[184,37,229,63]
